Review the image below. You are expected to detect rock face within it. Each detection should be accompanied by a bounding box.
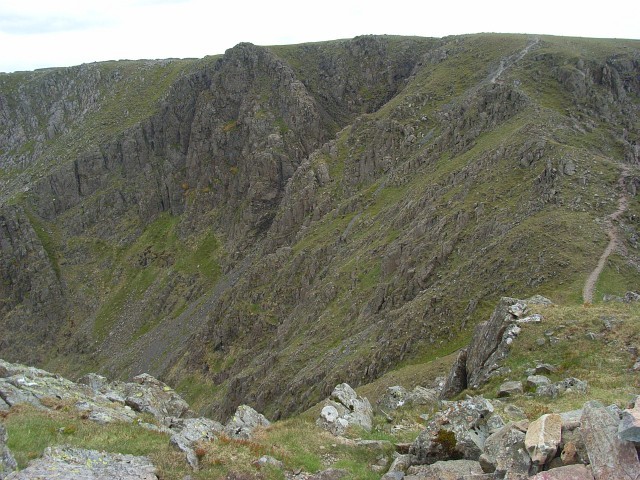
[1,32,640,423]
[5,446,158,480]
[618,397,640,443]
[0,424,17,480]
[316,383,373,436]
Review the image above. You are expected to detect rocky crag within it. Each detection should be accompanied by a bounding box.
[1,34,639,421]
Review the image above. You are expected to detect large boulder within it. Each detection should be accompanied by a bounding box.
[0,424,17,480]
[618,397,640,444]
[483,423,531,478]
[529,464,594,480]
[123,373,190,421]
[405,459,483,479]
[168,417,224,470]
[410,396,501,464]
[580,401,640,480]
[379,385,439,411]
[317,383,373,436]
[525,413,562,466]
[224,404,270,439]
[5,446,157,479]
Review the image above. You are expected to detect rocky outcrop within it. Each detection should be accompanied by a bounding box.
[317,383,373,436]
[224,404,271,439]
[5,447,158,480]
[440,297,549,398]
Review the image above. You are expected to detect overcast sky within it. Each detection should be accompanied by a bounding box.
[1,0,638,73]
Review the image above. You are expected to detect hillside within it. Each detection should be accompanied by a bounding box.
[0,33,639,423]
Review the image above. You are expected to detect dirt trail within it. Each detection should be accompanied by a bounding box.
[583,167,630,303]
[489,38,539,84]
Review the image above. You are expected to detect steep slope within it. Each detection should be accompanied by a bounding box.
[0,34,639,422]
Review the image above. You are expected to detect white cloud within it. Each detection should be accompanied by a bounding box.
[0,0,638,73]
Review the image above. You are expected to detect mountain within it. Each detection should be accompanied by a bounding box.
[0,33,639,421]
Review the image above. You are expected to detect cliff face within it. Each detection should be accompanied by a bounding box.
[1,34,639,419]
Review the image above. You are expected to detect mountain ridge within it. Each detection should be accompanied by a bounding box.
[0,33,639,421]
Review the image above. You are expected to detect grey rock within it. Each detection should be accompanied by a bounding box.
[387,454,414,473]
[6,446,157,479]
[623,291,640,303]
[580,401,640,480]
[124,373,190,421]
[498,381,523,397]
[440,349,468,399]
[224,404,270,439]
[307,468,349,480]
[405,459,483,479]
[0,424,17,479]
[380,386,411,410]
[517,314,543,324]
[318,383,372,435]
[526,295,553,305]
[256,455,283,469]
[529,464,594,479]
[560,409,583,430]
[524,413,562,466]
[381,472,404,480]
[618,400,640,443]
[533,363,557,375]
[526,375,551,390]
[483,423,531,478]
[410,396,497,464]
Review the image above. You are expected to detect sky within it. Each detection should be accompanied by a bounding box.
[1,0,639,73]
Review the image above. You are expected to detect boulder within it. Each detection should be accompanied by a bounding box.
[224,405,270,439]
[169,417,224,469]
[483,423,531,478]
[307,468,349,480]
[580,401,640,480]
[0,424,17,479]
[5,446,157,479]
[124,373,190,421]
[529,464,594,479]
[255,455,283,469]
[524,413,562,465]
[410,396,497,464]
[618,398,640,443]
[526,375,551,390]
[498,381,523,397]
[387,454,414,473]
[405,459,483,479]
[317,383,373,435]
[440,349,468,399]
[380,386,411,410]
[380,386,439,410]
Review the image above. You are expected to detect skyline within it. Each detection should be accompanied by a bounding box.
[1,0,639,73]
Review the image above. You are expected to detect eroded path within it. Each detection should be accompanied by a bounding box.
[583,166,631,303]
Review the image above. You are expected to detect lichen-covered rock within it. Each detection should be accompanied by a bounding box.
[410,396,498,464]
[168,417,224,470]
[483,423,531,478]
[224,404,270,439]
[379,385,438,410]
[317,383,373,436]
[5,446,157,479]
